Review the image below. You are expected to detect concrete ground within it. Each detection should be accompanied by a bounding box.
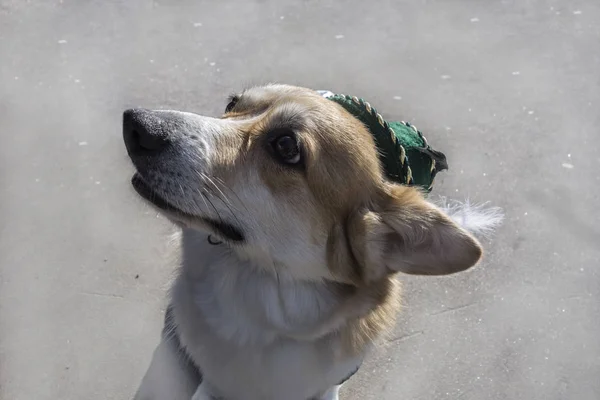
[1,1,599,399]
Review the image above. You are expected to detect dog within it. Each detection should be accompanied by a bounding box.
[123,84,501,400]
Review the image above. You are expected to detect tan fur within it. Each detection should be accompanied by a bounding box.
[339,277,402,354]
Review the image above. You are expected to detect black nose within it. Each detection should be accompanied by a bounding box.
[123,109,170,156]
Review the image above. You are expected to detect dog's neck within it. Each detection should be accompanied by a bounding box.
[177,228,348,345]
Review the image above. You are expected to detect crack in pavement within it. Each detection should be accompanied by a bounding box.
[386,330,424,344]
[430,301,480,316]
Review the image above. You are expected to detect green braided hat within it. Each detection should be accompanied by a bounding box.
[317,90,448,194]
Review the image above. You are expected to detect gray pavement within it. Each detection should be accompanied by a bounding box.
[1,1,599,399]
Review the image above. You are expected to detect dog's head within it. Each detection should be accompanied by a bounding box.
[123,84,482,283]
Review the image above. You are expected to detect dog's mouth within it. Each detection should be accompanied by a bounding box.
[131,173,245,242]
[131,173,181,214]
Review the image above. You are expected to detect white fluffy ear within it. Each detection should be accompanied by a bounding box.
[349,187,483,281]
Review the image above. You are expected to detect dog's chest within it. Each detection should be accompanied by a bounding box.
[171,249,364,400]
[182,329,361,400]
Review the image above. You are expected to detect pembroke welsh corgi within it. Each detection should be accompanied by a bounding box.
[124,84,501,400]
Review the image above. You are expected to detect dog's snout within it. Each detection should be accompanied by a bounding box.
[123,109,171,156]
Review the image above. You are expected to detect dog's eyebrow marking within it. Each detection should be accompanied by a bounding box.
[262,102,308,133]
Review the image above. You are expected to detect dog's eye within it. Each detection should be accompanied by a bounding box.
[225,96,239,113]
[272,134,301,164]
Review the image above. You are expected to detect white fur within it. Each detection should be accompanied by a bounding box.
[437,197,504,238]
[167,228,365,400]
[134,333,200,400]
[134,228,363,400]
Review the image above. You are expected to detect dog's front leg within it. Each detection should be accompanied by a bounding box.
[133,336,201,400]
[133,309,201,400]
[190,382,214,400]
[314,385,341,400]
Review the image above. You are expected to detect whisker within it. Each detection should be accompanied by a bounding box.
[200,191,222,221]
[197,187,211,213]
[204,175,233,206]
[196,172,245,229]
[213,176,249,212]
[203,186,244,230]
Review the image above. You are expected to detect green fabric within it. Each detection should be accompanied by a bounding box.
[326,94,448,193]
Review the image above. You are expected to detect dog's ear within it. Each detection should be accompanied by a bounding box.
[347,186,483,282]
